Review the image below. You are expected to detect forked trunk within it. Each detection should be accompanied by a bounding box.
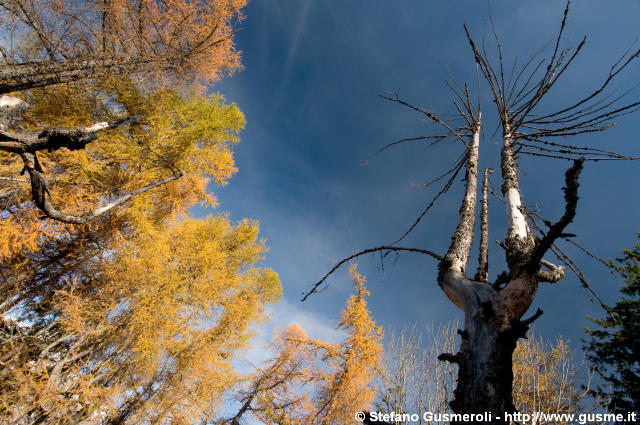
[438,117,540,422]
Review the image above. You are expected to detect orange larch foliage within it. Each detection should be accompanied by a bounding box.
[219,265,383,425]
[0,80,282,424]
[310,265,384,424]
[0,0,246,93]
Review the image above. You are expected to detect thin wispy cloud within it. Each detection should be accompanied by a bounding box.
[265,0,314,123]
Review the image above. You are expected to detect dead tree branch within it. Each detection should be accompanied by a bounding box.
[377,92,471,147]
[0,94,183,224]
[527,159,583,273]
[392,153,466,244]
[301,246,443,302]
[0,114,140,153]
[438,112,482,311]
[21,152,182,224]
[535,259,565,283]
[475,168,494,282]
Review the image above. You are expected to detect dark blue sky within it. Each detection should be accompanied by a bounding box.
[202,0,640,357]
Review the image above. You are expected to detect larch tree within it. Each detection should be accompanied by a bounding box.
[512,332,592,425]
[311,265,384,425]
[1,76,241,250]
[303,2,640,423]
[0,79,282,424]
[0,1,267,423]
[1,0,246,223]
[216,265,383,425]
[0,0,245,93]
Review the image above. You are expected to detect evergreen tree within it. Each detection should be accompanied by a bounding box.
[584,235,640,415]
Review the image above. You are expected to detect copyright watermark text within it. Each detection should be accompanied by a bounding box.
[354,410,639,424]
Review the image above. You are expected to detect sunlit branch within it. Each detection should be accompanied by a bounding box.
[440,114,482,276]
[536,259,565,283]
[20,148,182,224]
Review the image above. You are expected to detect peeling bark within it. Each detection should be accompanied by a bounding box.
[451,291,518,424]
[501,126,530,245]
[435,114,546,422]
[433,114,525,423]
[439,116,481,309]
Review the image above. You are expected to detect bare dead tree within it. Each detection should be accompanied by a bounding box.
[303,2,640,423]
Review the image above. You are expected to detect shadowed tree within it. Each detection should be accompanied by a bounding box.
[584,235,640,417]
[303,2,640,423]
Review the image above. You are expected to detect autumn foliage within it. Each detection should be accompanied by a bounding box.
[312,265,384,423]
[0,0,246,93]
[0,80,282,424]
[0,1,386,423]
[219,265,384,425]
[1,77,243,255]
[512,334,590,424]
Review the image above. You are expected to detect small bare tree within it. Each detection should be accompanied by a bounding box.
[378,324,593,425]
[303,2,639,422]
[376,322,458,424]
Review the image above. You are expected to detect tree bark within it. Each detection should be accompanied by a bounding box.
[449,289,517,424]
[0,57,156,94]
